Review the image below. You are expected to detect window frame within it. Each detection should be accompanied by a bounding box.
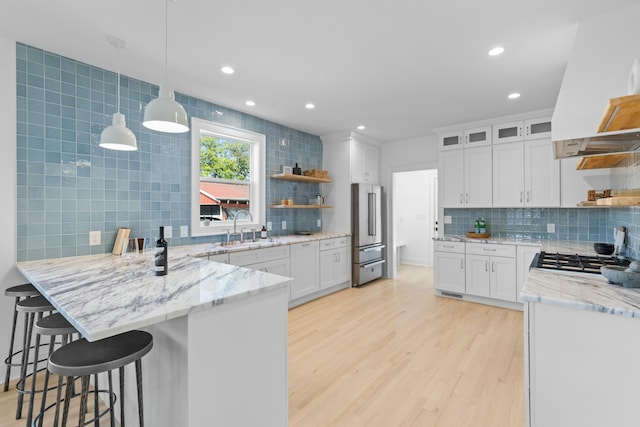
[190,118,265,237]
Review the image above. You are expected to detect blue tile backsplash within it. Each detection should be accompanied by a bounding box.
[16,43,323,261]
[444,207,640,259]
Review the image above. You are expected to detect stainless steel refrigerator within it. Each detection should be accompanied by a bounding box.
[351,183,385,286]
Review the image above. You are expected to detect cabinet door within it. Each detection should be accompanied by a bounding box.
[319,249,337,289]
[524,117,552,140]
[439,149,464,208]
[492,142,525,207]
[351,142,379,183]
[434,251,465,293]
[525,139,560,207]
[290,241,320,300]
[262,257,290,277]
[439,131,464,151]
[464,126,492,147]
[493,121,524,144]
[334,246,351,284]
[466,254,491,297]
[491,256,517,301]
[464,146,493,207]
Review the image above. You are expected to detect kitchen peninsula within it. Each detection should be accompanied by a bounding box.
[17,241,295,427]
[522,267,640,427]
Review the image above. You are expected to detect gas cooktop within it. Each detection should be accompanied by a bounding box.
[532,251,630,274]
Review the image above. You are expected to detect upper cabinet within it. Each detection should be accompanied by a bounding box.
[438,131,463,151]
[440,147,492,208]
[351,140,380,184]
[439,126,491,150]
[493,117,552,144]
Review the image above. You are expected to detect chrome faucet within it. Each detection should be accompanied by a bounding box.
[232,210,253,242]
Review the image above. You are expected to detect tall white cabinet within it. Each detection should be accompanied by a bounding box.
[321,131,381,233]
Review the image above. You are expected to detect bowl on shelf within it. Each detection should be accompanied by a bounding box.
[594,242,615,255]
[601,266,640,288]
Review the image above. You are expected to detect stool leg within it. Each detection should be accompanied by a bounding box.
[53,374,65,427]
[16,311,34,419]
[37,334,57,427]
[135,359,144,427]
[108,371,114,427]
[61,375,73,427]
[3,296,20,392]
[93,373,99,427]
[79,375,90,427]
[119,366,125,427]
[26,328,42,426]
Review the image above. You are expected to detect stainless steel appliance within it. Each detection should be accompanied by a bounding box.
[351,183,385,286]
[531,251,629,274]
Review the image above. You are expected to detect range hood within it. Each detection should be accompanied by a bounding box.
[554,128,640,159]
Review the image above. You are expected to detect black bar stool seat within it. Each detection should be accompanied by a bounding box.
[4,283,40,392]
[47,330,153,427]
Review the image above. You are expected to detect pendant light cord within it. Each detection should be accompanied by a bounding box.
[164,0,168,81]
[117,49,121,113]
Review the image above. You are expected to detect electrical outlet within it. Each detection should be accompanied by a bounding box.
[267,222,272,231]
[164,226,173,239]
[180,225,188,238]
[547,223,555,233]
[317,219,321,227]
[282,220,287,230]
[89,230,101,246]
[444,215,452,224]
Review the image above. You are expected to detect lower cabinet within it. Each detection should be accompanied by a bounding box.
[465,243,516,301]
[434,241,466,294]
[517,245,540,303]
[290,241,320,300]
[319,237,351,289]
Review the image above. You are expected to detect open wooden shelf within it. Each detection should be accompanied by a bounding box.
[270,173,332,183]
[270,204,333,209]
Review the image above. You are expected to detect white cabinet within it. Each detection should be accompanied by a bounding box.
[439,146,492,208]
[465,243,517,302]
[464,126,492,147]
[434,241,465,294]
[319,237,351,289]
[493,117,552,144]
[493,139,560,207]
[517,245,540,303]
[290,241,320,300]
[351,140,379,184]
[438,131,463,150]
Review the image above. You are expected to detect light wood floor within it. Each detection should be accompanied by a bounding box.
[0,264,523,427]
[289,264,524,427]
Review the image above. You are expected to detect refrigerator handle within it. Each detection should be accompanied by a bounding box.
[368,191,376,236]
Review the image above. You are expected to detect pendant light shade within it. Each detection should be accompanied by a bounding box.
[100,112,138,151]
[99,36,137,151]
[143,82,189,133]
[143,0,189,134]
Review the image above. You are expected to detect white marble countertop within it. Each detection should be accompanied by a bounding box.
[522,268,640,318]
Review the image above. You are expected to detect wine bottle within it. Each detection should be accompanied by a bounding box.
[154,226,168,276]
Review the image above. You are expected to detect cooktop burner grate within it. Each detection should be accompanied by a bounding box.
[532,251,629,274]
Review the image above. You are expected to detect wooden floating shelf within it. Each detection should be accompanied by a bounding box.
[598,94,640,132]
[270,204,333,209]
[270,173,332,183]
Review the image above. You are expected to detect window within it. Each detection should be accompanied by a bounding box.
[191,118,265,237]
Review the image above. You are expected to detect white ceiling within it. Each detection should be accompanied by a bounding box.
[2,0,639,143]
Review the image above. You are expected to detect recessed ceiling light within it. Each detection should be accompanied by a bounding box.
[508,92,521,99]
[221,66,235,75]
[305,103,315,110]
[488,47,505,56]
[357,125,366,130]
[245,100,255,107]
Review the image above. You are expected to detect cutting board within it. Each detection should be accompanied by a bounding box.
[598,94,640,132]
[596,196,640,206]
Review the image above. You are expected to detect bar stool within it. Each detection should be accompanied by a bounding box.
[47,330,153,427]
[29,313,77,427]
[14,295,54,420]
[4,283,40,392]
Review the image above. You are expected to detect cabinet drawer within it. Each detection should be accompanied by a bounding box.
[229,249,263,266]
[320,237,350,251]
[434,241,465,253]
[466,243,515,257]
[260,245,290,262]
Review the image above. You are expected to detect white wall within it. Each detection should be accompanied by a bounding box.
[380,135,439,277]
[394,169,437,266]
[0,36,25,386]
[552,3,640,141]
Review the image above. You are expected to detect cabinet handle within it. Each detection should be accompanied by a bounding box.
[491,261,495,273]
[483,248,497,252]
[520,192,523,203]
[459,193,463,204]
[460,259,464,269]
[526,191,530,203]
[525,125,530,136]
[301,243,310,247]
[465,193,469,203]
[518,126,523,137]
[485,260,489,272]
[442,244,455,249]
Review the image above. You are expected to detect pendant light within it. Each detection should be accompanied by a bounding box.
[143,0,189,133]
[99,36,138,151]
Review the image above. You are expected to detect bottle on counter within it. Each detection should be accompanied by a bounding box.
[479,218,487,234]
[261,225,267,239]
[154,226,168,276]
[474,218,481,234]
